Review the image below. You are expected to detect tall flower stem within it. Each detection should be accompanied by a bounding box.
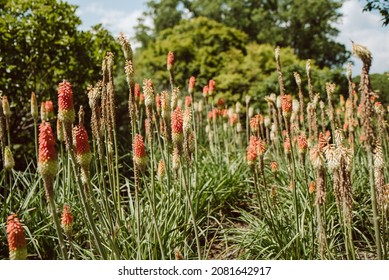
[64,125,107,259]
[181,158,201,259]
[368,150,382,259]
[45,180,68,260]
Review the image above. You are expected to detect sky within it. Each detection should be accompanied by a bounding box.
[66,0,389,74]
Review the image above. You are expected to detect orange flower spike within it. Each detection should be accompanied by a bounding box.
[281,94,292,118]
[133,134,147,172]
[297,134,308,154]
[172,106,184,148]
[208,79,216,96]
[134,83,141,102]
[57,81,75,124]
[202,85,209,98]
[188,76,196,95]
[167,51,174,72]
[74,125,92,169]
[185,96,192,108]
[61,204,74,236]
[246,145,257,167]
[6,214,27,260]
[38,122,58,178]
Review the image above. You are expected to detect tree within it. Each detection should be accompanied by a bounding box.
[136,0,350,68]
[363,0,389,26]
[0,0,121,167]
[135,17,346,107]
[135,17,248,92]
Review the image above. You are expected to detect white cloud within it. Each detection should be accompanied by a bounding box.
[336,0,389,74]
[77,3,153,48]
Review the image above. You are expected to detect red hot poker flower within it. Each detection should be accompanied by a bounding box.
[172,106,184,149]
[167,51,174,71]
[188,76,196,95]
[208,80,216,95]
[73,125,92,169]
[61,204,74,236]
[38,122,58,178]
[7,214,27,260]
[133,134,147,171]
[58,81,75,123]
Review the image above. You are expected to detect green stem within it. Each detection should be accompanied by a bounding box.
[367,150,382,259]
[47,194,68,260]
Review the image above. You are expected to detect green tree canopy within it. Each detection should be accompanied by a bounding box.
[136,0,350,68]
[363,0,389,26]
[0,0,121,166]
[135,17,347,107]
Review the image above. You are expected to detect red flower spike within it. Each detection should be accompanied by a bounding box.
[61,204,74,236]
[188,76,196,94]
[74,125,92,169]
[208,80,216,95]
[167,51,174,71]
[134,83,141,102]
[38,122,58,178]
[58,81,75,123]
[133,134,147,171]
[7,214,27,260]
[202,85,209,98]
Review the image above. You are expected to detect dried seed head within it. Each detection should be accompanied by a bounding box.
[324,144,339,171]
[245,95,251,105]
[2,96,11,118]
[183,107,192,136]
[248,107,254,118]
[172,147,180,170]
[157,160,165,181]
[297,134,307,154]
[264,116,271,128]
[160,91,170,121]
[334,128,344,146]
[309,145,323,169]
[235,102,242,114]
[174,248,184,260]
[352,41,372,68]
[58,81,75,124]
[171,87,179,109]
[40,102,46,121]
[294,72,301,86]
[118,32,133,61]
[374,144,385,169]
[292,99,300,113]
[31,92,38,121]
[6,214,27,260]
[143,79,155,109]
